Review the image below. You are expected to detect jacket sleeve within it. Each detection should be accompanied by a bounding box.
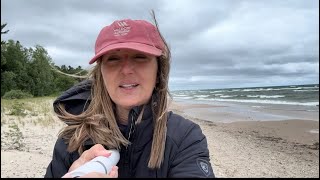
[168,123,215,178]
[44,138,73,178]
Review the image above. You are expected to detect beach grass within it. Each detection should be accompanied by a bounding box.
[1,96,58,127]
[1,96,61,153]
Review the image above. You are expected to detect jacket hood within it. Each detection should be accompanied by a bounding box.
[53,79,92,115]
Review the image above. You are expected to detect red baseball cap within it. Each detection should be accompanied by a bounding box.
[89,19,165,64]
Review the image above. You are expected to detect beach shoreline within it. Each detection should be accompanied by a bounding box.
[170,99,319,123]
[1,99,319,178]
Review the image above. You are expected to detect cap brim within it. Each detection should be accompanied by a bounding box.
[89,42,162,64]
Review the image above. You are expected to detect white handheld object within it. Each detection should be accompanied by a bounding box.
[68,149,120,178]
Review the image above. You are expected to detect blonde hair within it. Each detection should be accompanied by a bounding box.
[57,11,171,169]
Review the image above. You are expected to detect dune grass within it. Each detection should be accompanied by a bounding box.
[1,96,60,151]
[1,96,57,126]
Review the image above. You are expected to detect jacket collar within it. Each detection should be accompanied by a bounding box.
[83,96,155,147]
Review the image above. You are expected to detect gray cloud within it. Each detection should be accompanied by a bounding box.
[1,0,319,90]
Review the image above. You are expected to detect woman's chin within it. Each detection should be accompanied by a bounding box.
[116,101,144,110]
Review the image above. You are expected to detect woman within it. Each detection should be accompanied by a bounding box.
[45,15,215,178]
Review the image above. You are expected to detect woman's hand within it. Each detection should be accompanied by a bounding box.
[62,144,118,178]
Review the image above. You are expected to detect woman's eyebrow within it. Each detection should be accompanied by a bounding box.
[107,53,118,56]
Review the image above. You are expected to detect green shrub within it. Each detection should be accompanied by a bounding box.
[2,90,33,99]
[2,123,25,150]
[8,102,27,116]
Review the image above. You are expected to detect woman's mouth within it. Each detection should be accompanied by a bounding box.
[119,84,139,89]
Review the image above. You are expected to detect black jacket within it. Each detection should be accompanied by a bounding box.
[44,80,215,178]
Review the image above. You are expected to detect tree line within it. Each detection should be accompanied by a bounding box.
[1,23,88,97]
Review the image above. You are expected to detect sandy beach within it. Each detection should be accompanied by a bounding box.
[169,100,319,178]
[1,98,319,178]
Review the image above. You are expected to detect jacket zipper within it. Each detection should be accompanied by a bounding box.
[123,113,136,177]
[127,115,135,144]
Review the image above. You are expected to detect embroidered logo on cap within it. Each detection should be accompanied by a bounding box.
[117,21,128,27]
[114,21,131,36]
[196,158,211,177]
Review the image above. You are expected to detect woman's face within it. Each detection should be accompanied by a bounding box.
[101,49,158,110]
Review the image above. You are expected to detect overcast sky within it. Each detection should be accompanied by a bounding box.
[1,0,319,90]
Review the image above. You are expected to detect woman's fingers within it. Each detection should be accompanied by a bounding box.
[62,144,118,178]
[68,144,111,172]
[79,144,111,163]
[108,166,119,178]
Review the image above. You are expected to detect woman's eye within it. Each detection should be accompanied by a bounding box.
[134,54,147,59]
[107,56,120,61]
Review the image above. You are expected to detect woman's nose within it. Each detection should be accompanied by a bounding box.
[120,57,134,74]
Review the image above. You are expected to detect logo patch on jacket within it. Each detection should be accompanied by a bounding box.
[196,158,211,177]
